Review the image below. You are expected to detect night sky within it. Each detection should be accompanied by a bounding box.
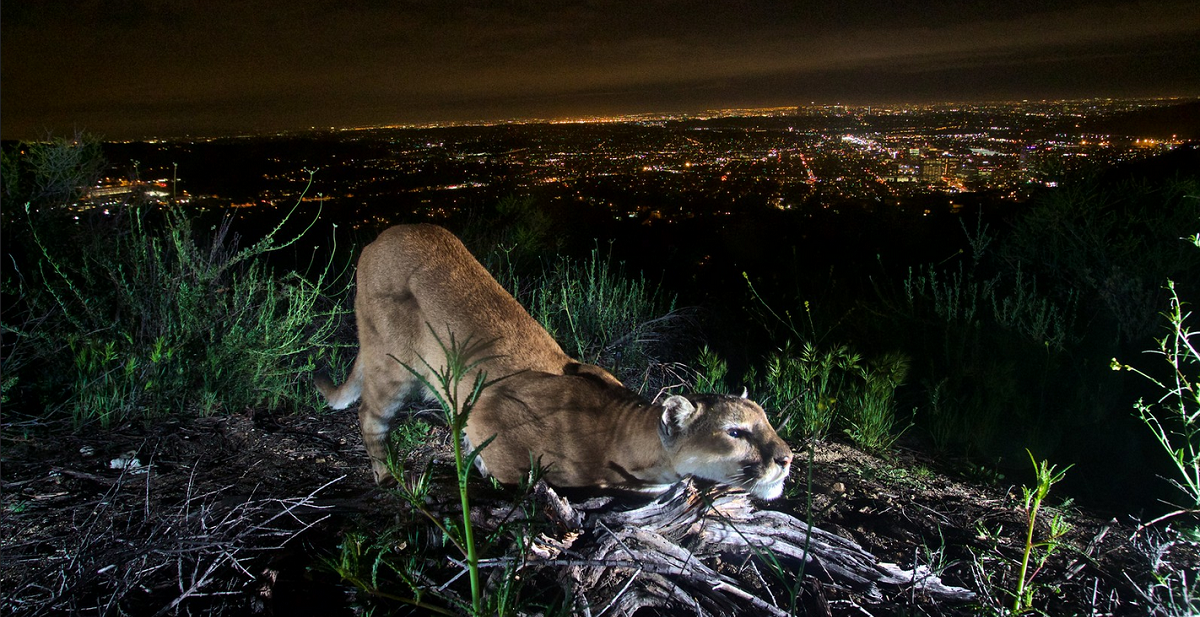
[3,1,1199,140]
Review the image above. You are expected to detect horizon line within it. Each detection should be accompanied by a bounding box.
[8,94,1198,144]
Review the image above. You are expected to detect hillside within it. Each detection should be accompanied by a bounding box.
[2,406,1196,615]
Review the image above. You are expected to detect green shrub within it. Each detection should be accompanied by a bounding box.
[1,132,103,208]
[762,341,861,442]
[844,351,911,453]
[1115,223,1200,517]
[1004,177,1200,343]
[903,261,1075,354]
[742,274,911,449]
[496,244,687,387]
[924,377,957,452]
[693,345,730,394]
[881,214,1079,457]
[2,177,348,426]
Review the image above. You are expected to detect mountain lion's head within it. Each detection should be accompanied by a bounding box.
[659,394,793,500]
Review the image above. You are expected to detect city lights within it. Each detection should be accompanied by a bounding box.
[83,97,1192,229]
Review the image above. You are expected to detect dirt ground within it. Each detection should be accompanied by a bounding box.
[2,406,1197,616]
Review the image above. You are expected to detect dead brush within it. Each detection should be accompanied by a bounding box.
[1,451,340,616]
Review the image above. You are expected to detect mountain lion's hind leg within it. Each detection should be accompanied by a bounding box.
[358,399,398,484]
[355,297,428,485]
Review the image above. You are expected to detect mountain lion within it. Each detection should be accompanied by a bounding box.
[316,224,793,499]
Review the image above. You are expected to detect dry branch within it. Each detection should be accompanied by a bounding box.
[471,478,975,616]
[3,466,343,617]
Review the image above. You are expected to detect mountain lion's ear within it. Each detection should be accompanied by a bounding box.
[661,395,697,429]
[659,395,698,447]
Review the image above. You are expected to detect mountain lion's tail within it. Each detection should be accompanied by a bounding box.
[315,355,363,410]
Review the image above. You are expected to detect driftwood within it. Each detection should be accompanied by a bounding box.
[472,479,975,616]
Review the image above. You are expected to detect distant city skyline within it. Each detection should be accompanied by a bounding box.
[87,99,1183,227]
[3,1,1199,141]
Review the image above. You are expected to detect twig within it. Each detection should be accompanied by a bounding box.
[1133,507,1200,536]
[598,569,641,617]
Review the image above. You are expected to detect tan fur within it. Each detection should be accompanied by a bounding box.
[316,224,793,499]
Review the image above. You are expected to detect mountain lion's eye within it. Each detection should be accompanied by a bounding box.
[726,428,746,439]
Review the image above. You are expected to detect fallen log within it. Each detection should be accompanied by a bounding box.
[471,478,976,615]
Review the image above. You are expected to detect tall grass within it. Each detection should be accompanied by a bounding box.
[743,274,910,450]
[763,341,861,441]
[2,168,348,426]
[881,214,1080,457]
[535,246,683,376]
[845,351,912,453]
[489,242,687,388]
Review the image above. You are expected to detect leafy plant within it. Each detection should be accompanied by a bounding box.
[1113,229,1200,523]
[1121,282,1200,514]
[396,329,500,616]
[389,417,434,458]
[1013,450,1073,613]
[964,451,1073,615]
[325,527,450,614]
[326,332,559,616]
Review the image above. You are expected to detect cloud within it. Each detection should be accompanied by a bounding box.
[3,1,1198,137]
